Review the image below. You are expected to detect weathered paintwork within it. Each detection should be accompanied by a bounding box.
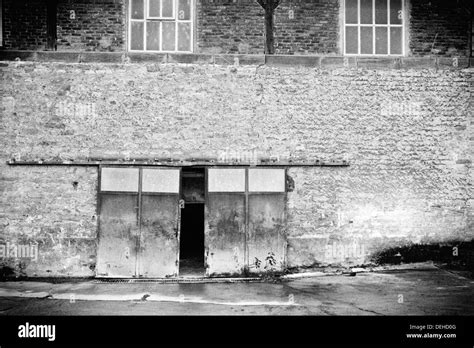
[205,194,246,276]
[248,194,286,273]
[97,167,287,278]
[96,194,138,277]
[97,167,181,278]
[139,194,180,278]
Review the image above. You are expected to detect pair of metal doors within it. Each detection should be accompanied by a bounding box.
[96,166,287,278]
[96,167,180,277]
[206,167,287,276]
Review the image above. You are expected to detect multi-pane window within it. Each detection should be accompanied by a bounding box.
[129,0,193,52]
[344,0,404,55]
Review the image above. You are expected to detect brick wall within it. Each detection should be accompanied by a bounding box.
[2,0,48,50]
[273,0,340,55]
[196,0,340,55]
[56,0,125,52]
[0,61,472,276]
[196,0,265,54]
[1,0,472,56]
[197,0,472,56]
[1,0,125,52]
[409,0,472,57]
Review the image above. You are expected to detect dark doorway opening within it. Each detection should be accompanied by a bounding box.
[179,168,205,277]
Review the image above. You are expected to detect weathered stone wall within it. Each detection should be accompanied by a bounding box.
[0,166,97,277]
[0,61,472,276]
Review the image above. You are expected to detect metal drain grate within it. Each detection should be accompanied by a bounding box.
[94,277,263,284]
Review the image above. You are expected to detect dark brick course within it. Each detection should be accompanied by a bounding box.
[2,0,125,51]
[56,0,125,51]
[409,0,471,57]
[197,0,265,54]
[274,0,340,55]
[2,0,48,50]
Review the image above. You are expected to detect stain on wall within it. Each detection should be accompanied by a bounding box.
[0,166,97,277]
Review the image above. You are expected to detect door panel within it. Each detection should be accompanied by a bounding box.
[247,194,286,273]
[139,194,180,277]
[206,194,246,276]
[97,167,180,278]
[97,194,138,277]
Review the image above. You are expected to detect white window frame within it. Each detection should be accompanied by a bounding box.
[128,0,193,53]
[343,0,405,56]
[147,0,175,20]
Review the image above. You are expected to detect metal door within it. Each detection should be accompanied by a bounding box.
[205,168,246,276]
[96,167,140,277]
[247,169,286,273]
[138,168,181,278]
[97,167,181,278]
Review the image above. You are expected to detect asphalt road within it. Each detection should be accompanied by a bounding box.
[0,263,473,315]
